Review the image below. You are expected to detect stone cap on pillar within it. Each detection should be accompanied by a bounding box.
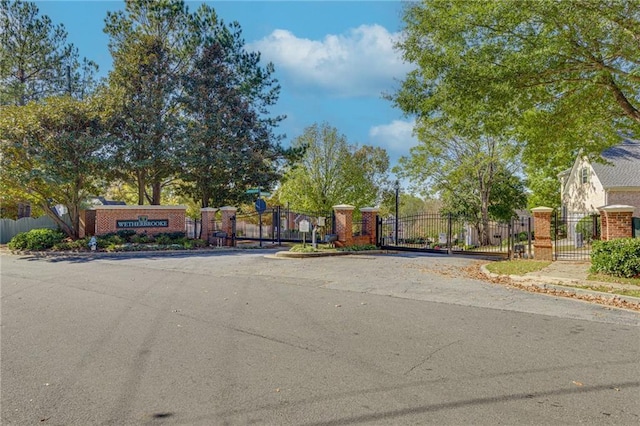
[219,206,238,212]
[201,207,219,212]
[332,204,355,211]
[531,207,554,213]
[360,207,379,213]
[599,204,635,214]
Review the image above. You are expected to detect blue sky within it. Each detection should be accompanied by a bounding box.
[35,0,419,172]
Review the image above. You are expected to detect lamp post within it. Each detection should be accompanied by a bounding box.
[394,180,400,245]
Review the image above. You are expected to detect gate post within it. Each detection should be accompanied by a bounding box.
[532,207,554,261]
[333,204,355,247]
[220,206,237,247]
[200,208,218,243]
[360,207,379,245]
[599,205,635,241]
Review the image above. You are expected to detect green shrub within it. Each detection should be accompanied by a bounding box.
[337,244,378,252]
[183,239,206,249]
[8,229,66,251]
[154,231,186,242]
[116,229,137,242]
[290,244,319,253]
[52,237,90,251]
[591,238,640,278]
[131,233,152,244]
[576,215,600,243]
[154,234,173,245]
[97,233,125,248]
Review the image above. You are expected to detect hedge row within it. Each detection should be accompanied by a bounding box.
[590,238,640,278]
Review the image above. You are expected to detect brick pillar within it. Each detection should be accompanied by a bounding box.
[360,207,379,245]
[200,208,218,242]
[78,209,96,238]
[220,206,237,247]
[78,210,87,238]
[532,207,553,261]
[333,204,355,247]
[599,205,635,241]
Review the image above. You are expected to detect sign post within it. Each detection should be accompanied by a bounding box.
[299,219,310,247]
[255,198,267,247]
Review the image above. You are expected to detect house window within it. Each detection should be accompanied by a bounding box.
[581,167,588,184]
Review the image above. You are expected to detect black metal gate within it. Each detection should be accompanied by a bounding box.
[553,211,600,261]
[377,213,527,259]
[234,206,334,245]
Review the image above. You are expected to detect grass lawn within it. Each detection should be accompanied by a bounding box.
[574,284,640,299]
[484,259,552,275]
[587,273,640,287]
[485,260,640,299]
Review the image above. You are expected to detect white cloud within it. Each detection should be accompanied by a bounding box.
[249,25,413,97]
[369,119,418,159]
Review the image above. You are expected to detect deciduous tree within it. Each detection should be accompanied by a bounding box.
[0,96,112,238]
[392,0,640,205]
[277,123,389,213]
[395,121,525,245]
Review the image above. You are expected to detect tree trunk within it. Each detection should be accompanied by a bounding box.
[152,180,162,205]
[137,170,146,205]
[41,202,75,238]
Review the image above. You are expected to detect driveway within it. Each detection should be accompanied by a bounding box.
[1,251,639,425]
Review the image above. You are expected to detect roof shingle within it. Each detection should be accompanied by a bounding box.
[591,139,640,188]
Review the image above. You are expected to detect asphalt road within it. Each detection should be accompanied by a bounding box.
[1,251,639,425]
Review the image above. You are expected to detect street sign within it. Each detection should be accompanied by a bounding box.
[255,198,267,214]
[246,189,261,194]
[299,219,310,233]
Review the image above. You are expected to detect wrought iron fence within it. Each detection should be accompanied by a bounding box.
[234,206,334,244]
[553,211,600,261]
[378,213,517,257]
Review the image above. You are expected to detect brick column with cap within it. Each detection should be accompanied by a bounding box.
[360,207,379,245]
[532,207,554,261]
[333,204,355,247]
[200,208,218,243]
[220,206,237,247]
[599,205,635,241]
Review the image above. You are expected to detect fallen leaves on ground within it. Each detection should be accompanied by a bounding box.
[462,262,640,312]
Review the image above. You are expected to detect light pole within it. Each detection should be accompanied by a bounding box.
[394,180,400,245]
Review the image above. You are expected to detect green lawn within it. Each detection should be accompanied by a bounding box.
[587,273,640,287]
[485,260,552,275]
[486,260,640,299]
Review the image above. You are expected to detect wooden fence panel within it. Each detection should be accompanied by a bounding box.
[0,215,70,244]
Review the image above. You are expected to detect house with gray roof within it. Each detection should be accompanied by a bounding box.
[558,139,640,216]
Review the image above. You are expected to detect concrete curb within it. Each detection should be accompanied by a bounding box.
[273,250,393,259]
[479,264,640,307]
[1,246,262,259]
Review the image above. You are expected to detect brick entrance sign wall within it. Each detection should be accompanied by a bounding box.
[81,205,187,236]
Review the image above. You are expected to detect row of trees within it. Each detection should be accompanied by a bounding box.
[6,0,626,242]
[0,0,293,237]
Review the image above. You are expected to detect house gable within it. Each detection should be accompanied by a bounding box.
[560,155,605,213]
[560,139,640,215]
